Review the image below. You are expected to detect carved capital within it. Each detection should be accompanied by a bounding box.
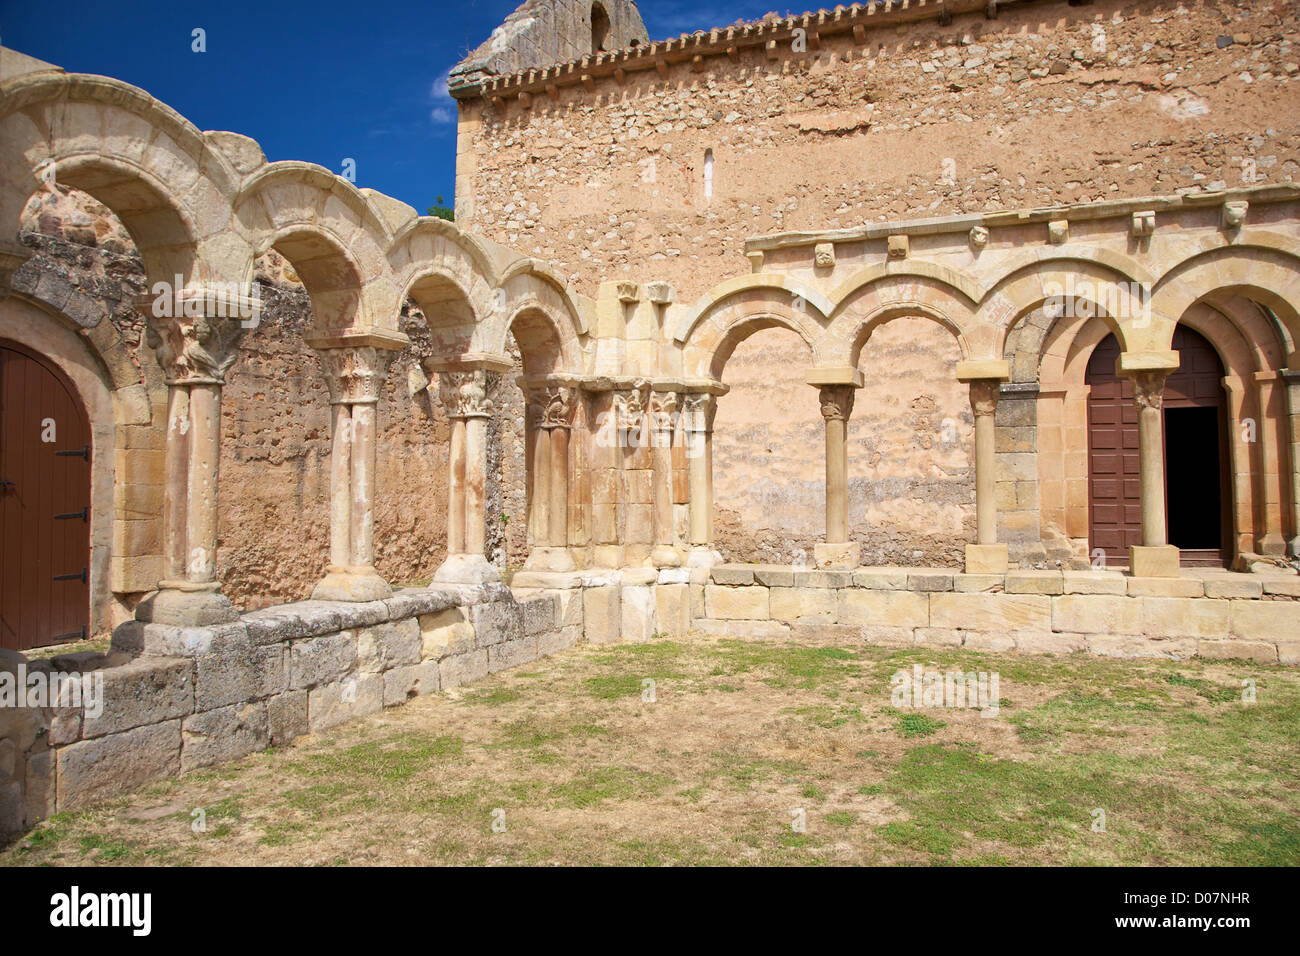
[146,313,246,385]
[317,346,387,405]
[612,378,651,433]
[1131,371,1167,411]
[541,384,578,429]
[819,385,856,422]
[968,379,1001,418]
[680,392,717,433]
[438,369,495,419]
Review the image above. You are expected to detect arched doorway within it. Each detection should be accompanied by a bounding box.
[1086,327,1231,568]
[0,342,92,651]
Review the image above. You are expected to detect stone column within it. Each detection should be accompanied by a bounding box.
[521,384,549,550]
[524,383,577,571]
[1127,369,1181,577]
[813,384,861,569]
[311,345,395,602]
[683,392,720,566]
[135,291,252,625]
[965,380,1009,573]
[649,389,682,567]
[1252,373,1287,557]
[1284,369,1300,558]
[432,365,501,584]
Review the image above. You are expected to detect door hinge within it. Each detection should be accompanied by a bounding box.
[51,626,86,643]
[54,507,89,522]
[52,568,87,583]
[55,444,90,461]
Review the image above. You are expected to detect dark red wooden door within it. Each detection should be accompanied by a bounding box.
[0,344,92,651]
[1086,335,1142,565]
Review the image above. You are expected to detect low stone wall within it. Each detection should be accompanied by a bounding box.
[0,583,582,839]
[696,565,1300,666]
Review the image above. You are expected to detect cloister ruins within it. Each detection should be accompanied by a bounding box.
[3,0,1300,835]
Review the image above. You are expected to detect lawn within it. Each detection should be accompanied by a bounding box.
[4,636,1297,866]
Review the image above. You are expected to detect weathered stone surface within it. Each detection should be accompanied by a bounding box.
[913,627,964,647]
[770,586,837,622]
[1197,640,1278,664]
[963,632,1017,652]
[1004,570,1064,595]
[439,649,489,689]
[907,571,954,592]
[705,584,769,620]
[181,702,269,771]
[1062,571,1128,595]
[1127,577,1204,598]
[307,675,383,733]
[470,600,524,646]
[654,583,690,637]
[693,618,791,639]
[1202,577,1263,599]
[356,619,422,674]
[852,568,909,589]
[930,593,1050,631]
[583,586,621,644]
[419,607,477,660]
[488,636,539,672]
[621,585,658,641]
[1229,599,1300,641]
[1141,597,1229,639]
[838,589,929,629]
[520,595,557,635]
[56,720,181,811]
[195,639,287,710]
[288,632,357,691]
[382,662,440,706]
[955,574,1003,593]
[789,622,863,645]
[25,749,53,826]
[1014,631,1087,654]
[1260,576,1300,598]
[711,566,755,586]
[538,624,582,657]
[1052,594,1141,636]
[81,657,194,739]
[1086,634,1197,659]
[266,690,308,746]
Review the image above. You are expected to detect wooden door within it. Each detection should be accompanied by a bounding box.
[1086,335,1141,565]
[0,343,92,651]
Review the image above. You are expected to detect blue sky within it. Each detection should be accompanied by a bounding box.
[1,0,792,212]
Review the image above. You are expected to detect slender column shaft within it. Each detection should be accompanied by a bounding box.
[970,380,1000,546]
[447,417,467,555]
[819,386,855,545]
[688,428,712,545]
[162,384,191,582]
[1133,371,1169,548]
[531,424,551,547]
[328,403,353,567]
[549,425,569,547]
[349,402,377,567]
[185,382,222,583]
[464,414,488,557]
[1285,372,1300,556]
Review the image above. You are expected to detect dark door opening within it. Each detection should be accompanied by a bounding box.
[1165,406,1224,557]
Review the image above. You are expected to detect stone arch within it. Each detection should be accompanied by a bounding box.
[677,277,826,382]
[0,72,246,288]
[233,163,395,334]
[823,270,975,368]
[1149,243,1300,364]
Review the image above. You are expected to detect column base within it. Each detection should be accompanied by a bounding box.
[523,546,576,572]
[649,544,683,568]
[1290,535,1300,560]
[1129,545,1181,578]
[965,543,1009,574]
[311,565,393,602]
[814,541,860,569]
[686,545,723,568]
[135,582,239,626]
[433,553,501,585]
[1256,532,1288,558]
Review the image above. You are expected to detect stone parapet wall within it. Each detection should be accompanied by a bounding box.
[695,564,1300,665]
[0,583,582,838]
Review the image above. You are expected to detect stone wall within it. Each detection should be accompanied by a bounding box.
[0,581,583,838]
[453,0,1300,563]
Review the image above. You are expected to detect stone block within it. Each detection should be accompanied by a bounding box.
[520,595,557,634]
[963,632,1017,652]
[769,587,837,622]
[705,585,769,620]
[752,565,795,587]
[964,543,1009,574]
[955,574,1003,592]
[267,690,309,746]
[195,639,287,709]
[307,675,383,733]
[860,625,916,645]
[288,632,357,691]
[1004,570,1064,595]
[1062,570,1128,595]
[838,589,929,629]
[419,608,477,661]
[0,781,23,837]
[383,662,440,706]
[1140,597,1229,639]
[181,701,269,771]
[470,599,524,646]
[907,571,955,592]
[1052,594,1141,635]
[814,541,860,569]
[789,622,864,645]
[1086,634,1196,659]
[488,636,539,673]
[1229,599,1300,641]
[1014,631,1087,654]
[621,585,658,641]
[439,650,489,689]
[1128,546,1183,579]
[25,749,53,826]
[538,624,583,657]
[851,568,908,589]
[1202,576,1263,599]
[1260,576,1300,598]
[81,657,194,739]
[56,719,181,811]
[1127,576,1205,598]
[583,586,621,644]
[710,566,754,586]
[654,583,691,637]
[1197,640,1278,664]
[356,619,422,674]
[692,619,791,640]
[913,627,964,647]
[930,593,1051,631]
[794,569,853,589]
